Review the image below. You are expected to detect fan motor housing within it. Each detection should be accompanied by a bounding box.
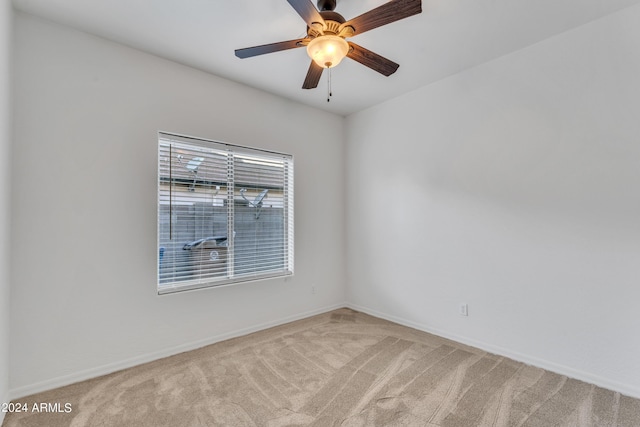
[306,11,348,37]
[320,11,345,25]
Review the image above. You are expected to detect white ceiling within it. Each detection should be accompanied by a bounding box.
[12,0,640,116]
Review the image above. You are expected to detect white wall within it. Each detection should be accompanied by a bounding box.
[346,4,640,397]
[10,1,640,402]
[10,12,346,396]
[0,0,12,420]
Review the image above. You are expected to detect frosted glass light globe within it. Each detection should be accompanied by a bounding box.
[306,35,349,68]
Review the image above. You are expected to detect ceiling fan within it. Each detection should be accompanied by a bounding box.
[235,0,422,90]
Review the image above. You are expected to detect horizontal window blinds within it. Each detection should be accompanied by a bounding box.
[158,132,294,294]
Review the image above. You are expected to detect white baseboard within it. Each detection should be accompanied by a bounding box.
[10,302,346,400]
[346,302,640,400]
[11,301,640,401]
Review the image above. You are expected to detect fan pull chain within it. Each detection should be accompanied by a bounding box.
[327,67,332,103]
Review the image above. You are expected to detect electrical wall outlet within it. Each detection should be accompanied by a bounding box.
[311,285,316,294]
[460,303,468,316]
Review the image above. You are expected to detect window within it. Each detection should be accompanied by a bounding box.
[157,132,294,294]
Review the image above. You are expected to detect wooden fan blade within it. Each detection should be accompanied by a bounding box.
[341,0,422,36]
[302,61,324,89]
[347,42,399,76]
[235,39,306,58]
[287,0,326,27]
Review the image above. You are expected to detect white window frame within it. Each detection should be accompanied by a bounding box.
[157,132,294,294]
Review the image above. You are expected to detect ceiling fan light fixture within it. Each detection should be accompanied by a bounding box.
[306,35,349,68]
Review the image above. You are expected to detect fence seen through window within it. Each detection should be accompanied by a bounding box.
[158,133,294,294]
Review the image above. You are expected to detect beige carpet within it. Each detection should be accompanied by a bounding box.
[3,308,640,426]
